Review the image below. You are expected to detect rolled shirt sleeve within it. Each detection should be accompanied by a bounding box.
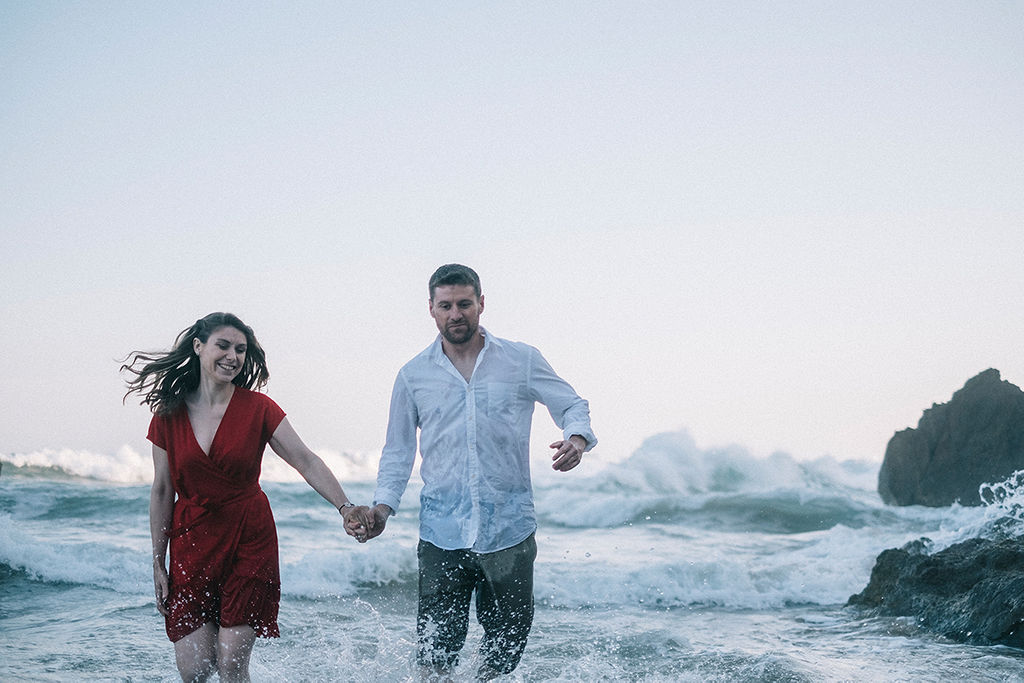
[528,347,597,451]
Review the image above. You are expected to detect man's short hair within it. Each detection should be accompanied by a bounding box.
[429,264,482,300]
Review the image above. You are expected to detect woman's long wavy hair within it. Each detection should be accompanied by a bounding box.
[122,312,270,415]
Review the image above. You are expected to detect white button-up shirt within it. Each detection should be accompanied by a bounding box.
[373,329,597,553]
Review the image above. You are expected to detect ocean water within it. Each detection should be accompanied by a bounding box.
[3,430,1024,682]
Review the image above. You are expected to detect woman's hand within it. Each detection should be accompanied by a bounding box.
[153,564,170,616]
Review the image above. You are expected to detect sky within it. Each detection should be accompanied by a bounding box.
[2,1,1023,469]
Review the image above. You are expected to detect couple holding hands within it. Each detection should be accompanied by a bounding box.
[123,264,597,682]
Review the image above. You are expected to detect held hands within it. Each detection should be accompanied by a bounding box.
[550,434,588,471]
[340,505,372,542]
[342,504,392,543]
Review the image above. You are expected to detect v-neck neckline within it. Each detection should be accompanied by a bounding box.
[435,331,488,385]
[187,386,237,458]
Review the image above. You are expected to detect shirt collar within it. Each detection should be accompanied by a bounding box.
[430,326,494,365]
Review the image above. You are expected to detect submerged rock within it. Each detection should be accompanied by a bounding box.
[878,369,1024,506]
[848,537,1024,648]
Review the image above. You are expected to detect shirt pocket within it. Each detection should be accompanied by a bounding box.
[485,381,521,423]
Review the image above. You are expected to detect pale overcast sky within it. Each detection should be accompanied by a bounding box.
[3,2,1022,467]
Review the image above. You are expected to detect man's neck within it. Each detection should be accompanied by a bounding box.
[441,331,485,381]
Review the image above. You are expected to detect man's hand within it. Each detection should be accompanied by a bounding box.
[364,503,392,540]
[344,503,392,543]
[550,434,587,471]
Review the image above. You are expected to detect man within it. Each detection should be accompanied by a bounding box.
[353,264,596,680]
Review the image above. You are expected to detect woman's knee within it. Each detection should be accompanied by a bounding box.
[177,660,215,683]
[217,655,249,682]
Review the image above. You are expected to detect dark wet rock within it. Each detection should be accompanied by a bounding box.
[878,369,1024,506]
[848,536,1024,648]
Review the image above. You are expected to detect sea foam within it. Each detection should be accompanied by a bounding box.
[533,430,881,529]
[1,446,151,484]
[0,512,147,592]
[0,445,383,484]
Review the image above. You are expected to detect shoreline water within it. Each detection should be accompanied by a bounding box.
[4,435,1024,681]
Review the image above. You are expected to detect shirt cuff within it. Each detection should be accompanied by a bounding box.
[372,491,402,514]
[563,425,597,452]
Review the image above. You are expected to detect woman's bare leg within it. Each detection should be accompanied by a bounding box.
[173,622,218,682]
[217,624,257,682]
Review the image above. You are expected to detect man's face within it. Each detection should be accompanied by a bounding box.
[429,284,484,346]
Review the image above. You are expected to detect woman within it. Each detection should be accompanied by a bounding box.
[123,312,366,682]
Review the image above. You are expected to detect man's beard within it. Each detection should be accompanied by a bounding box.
[442,322,476,345]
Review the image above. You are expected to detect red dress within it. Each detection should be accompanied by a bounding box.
[147,387,286,642]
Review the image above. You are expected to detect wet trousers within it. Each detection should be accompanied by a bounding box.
[416,533,537,674]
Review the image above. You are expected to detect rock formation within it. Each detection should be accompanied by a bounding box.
[878,369,1024,506]
[848,536,1024,648]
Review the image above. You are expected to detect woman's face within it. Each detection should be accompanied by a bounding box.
[193,325,247,384]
